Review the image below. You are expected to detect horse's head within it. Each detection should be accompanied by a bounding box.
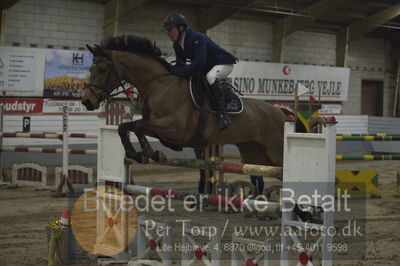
[81,44,122,110]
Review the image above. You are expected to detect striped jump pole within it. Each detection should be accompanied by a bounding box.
[0,105,5,184]
[223,153,400,161]
[149,157,282,178]
[126,184,184,199]
[0,132,97,139]
[337,133,400,137]
[0,146,97,155]
[336,136,400,141]
[336,154,400,160]
[124,184,279,211]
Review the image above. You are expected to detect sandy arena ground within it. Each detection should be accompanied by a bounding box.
[1,160,400,265]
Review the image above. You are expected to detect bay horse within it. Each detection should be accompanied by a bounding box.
[82,35,287,179]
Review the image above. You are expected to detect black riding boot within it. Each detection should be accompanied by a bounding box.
[211,80,231,130]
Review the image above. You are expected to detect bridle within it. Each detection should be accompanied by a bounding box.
[84,57,133,104]
[84,52,174,108]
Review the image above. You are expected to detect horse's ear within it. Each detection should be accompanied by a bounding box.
[94,44,106,57]
[94,44,101,54]
[95,44,111,58]
[86,44,95,55]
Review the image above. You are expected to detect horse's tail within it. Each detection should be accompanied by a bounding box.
[280,108,307,133]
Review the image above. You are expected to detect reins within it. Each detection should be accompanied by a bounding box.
[85,54,177,111]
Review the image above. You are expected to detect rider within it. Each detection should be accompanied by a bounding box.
[163,13,238,130]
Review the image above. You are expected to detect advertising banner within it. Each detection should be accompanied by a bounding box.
[0,98,43,114]
[230,62,350,102]
[0,98,98,114]
[43,49,92,98]
[42,99,98,114]
[0,46,45,92]
[319,103,342,115]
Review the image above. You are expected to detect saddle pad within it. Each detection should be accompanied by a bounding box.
[189,77,244,114]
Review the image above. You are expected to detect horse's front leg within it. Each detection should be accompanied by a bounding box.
[119,116,180,163]
[117,121,148,163]
[135,133,167,163]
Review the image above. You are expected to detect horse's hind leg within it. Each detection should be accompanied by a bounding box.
[236,142,281,194]
[250,175,264,195]
[236,142,274,166]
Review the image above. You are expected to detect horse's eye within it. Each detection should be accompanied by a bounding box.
[98,68,106,73]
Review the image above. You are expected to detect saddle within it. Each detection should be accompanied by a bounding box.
[189,73,244,114]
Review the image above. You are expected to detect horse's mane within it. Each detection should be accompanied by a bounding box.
[100,35,171,71]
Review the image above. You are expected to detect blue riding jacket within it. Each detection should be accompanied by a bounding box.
[173,29,238,76]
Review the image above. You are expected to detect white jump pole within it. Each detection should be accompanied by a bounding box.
[62,105,69,191]
[0,104,6,185]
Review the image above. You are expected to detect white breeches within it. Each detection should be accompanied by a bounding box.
[206,64,234,85]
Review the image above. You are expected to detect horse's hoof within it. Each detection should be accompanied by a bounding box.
[136,152,149,164]
[124,151,149,164]
[124,151,137,164]
[151,150,167,163]
[124,157,136,164]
